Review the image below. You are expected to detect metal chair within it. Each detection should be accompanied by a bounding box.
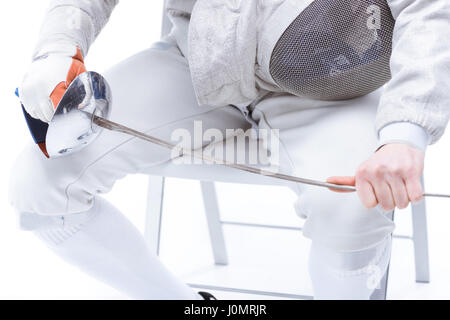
[144,1,430,300]
[143,174,430,300]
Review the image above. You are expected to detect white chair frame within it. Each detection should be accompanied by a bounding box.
[144,176,430,300]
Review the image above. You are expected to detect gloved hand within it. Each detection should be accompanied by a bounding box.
[19,47,87,123]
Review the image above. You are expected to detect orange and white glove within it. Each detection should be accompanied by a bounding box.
[19,0,118,122]
[19,46,87,123]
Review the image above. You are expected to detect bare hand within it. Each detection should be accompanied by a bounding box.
[327,143,425,211]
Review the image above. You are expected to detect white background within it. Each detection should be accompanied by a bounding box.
[1,0,450,300]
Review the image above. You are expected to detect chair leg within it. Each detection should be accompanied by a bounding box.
[411,176,430,283]
[200,181,229,265]
[144,175,165,256]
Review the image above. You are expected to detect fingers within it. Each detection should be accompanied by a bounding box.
[371,178,395,211]
[356,163,395,211]
[356,165,405,211]
[405,176,424,204]
[386,176,409,209]
[354,144,425,211]
[355,176,378,208]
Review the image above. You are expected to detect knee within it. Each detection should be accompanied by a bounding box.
[8,144,68,216]
[295,186,395,251]
[295,186,363,219]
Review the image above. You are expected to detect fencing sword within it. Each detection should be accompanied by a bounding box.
[90,113,450,198]
[27,71,449,199]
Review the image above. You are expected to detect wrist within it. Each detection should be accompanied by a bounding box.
[33,42,80,61]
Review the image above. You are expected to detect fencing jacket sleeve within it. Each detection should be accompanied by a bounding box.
[376,0,450,145]
[33,0,119,60]
[377,121,430,152]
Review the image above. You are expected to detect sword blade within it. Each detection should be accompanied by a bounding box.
[91,114,450,198]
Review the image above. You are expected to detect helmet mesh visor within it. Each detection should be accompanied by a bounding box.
[269,0,395,100]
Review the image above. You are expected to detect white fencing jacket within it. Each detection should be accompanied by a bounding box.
[34,0,450,148]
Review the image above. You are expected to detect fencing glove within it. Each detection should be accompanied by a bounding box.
[18,0,117,122]
[19,45,86,122]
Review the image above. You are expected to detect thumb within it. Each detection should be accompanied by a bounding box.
[326,176,356,193]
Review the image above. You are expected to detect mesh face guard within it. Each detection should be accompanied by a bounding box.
[269,0,395,101]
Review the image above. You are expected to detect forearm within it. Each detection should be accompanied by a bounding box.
[33,0,118,59]
[375,0,450,145]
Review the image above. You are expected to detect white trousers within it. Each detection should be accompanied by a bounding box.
[309,234,392,300]
[9,42,395,299]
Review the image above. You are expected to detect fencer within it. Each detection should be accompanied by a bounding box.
[9,0,450,300]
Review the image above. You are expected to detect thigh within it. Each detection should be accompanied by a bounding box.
[10,43,250,216]
[252,90,395,251]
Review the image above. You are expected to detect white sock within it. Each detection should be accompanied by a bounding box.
[34,197,201,300]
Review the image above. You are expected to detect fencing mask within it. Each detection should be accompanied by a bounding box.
[269,0,395,101]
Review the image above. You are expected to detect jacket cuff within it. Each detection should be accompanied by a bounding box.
[376,122,430,153]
